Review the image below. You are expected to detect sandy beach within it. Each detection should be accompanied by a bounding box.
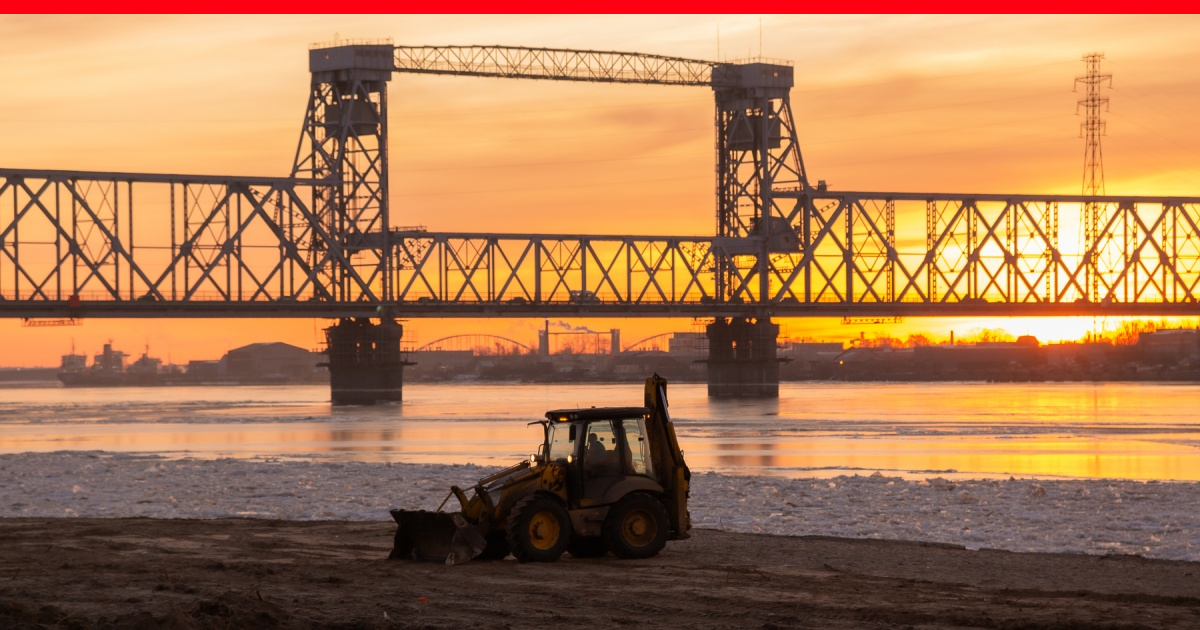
[1,517,1197,629]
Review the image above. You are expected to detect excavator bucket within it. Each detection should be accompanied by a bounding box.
[388,509,486,565]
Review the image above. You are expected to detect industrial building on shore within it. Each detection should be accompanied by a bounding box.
[29,326,1200,388]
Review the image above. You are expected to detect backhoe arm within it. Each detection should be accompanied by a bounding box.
[644,374,691,537]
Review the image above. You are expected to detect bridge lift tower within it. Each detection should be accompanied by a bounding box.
[300,43,806,401]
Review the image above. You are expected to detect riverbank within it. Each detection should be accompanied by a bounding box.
[1,518,1196,629]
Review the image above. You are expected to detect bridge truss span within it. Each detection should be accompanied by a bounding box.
[392,45,718,86]
[4,171,1200,318]
[0,169,384,318]
[392,231,716,308]
[388,192,1200,317]
[780,191,1200,315]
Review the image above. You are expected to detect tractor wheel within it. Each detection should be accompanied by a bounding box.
[567,536,608,558]
[506,494,571,563]
[603,493,669,559]
[477,531,510,561]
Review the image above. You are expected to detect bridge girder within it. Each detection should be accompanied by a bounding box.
[3,169,1199,319]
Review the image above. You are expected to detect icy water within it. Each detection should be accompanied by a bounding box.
[2,381,1199,481]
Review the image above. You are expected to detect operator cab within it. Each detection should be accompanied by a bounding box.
[543,407,656,504]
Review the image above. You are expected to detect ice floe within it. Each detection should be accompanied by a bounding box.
[1,451,1196,562]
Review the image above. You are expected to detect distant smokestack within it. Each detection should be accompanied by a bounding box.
[610,329,620,355]
[539,319,550,356]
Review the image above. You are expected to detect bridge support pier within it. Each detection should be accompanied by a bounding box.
[706,317,780,398]
[323,318,409,405]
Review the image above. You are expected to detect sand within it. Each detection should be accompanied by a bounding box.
[1,517,1197,629]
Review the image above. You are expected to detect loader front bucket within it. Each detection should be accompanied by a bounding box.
[388,509,486,565]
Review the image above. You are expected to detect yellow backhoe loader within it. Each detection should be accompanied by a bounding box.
[389,374,691,563]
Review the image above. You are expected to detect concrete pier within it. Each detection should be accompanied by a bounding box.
[323,318,409,405]
[705,317,780,397]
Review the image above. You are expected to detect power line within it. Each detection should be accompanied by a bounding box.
[1106,110,1200,162]
[793,59,1076,95]
[803,114,1070,148]
[818,136,1068,170]
[801,90,1071,123]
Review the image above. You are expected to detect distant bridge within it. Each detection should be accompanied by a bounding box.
[622,333,677,353]
[415,334,534,354]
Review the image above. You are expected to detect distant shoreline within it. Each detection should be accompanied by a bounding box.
[4,373,1200,387]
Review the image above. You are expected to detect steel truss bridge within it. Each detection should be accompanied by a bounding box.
[3,42,1199,321]
[415,334,533,354]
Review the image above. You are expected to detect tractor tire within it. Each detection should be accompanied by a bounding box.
[567,536,608,558]
[477,531,510,561]
[506,494,571,563]
[603,493,669,559]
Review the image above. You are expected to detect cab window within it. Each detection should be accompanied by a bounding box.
[547,422,575,462]
[583,420,618,475]
[623,418,654,477]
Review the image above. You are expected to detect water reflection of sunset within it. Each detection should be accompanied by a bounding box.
[3,381,1199,481]
[0,421,540,466]
[5,422,1196,481]
[696,436,1197,481]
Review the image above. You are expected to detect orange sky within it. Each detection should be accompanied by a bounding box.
[3,15,1200,366]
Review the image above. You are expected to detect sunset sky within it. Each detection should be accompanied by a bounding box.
[3,14,1200,366]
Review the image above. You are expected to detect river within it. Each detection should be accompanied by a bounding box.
[2,381,1198,481]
